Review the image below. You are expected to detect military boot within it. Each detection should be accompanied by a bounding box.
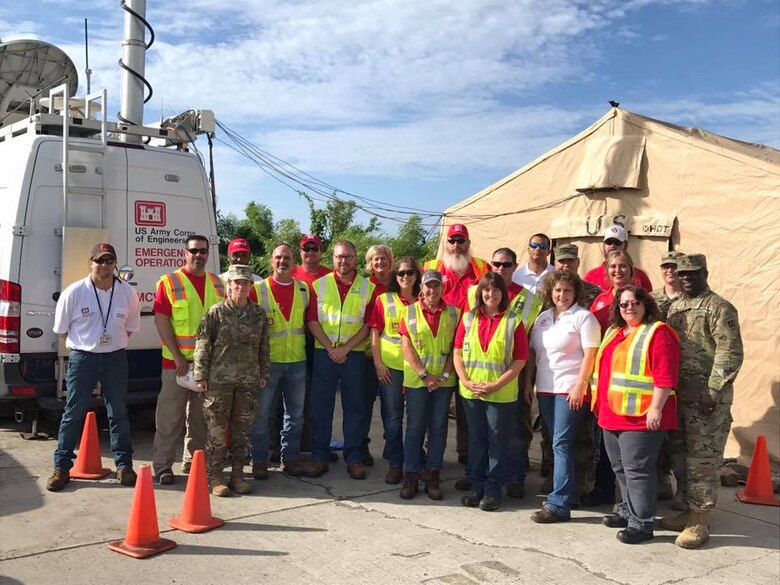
[229,465,252,494]
[675,510,711,549]
[211,473,230,497]
[660,510,690,532]
[657,471,674,500]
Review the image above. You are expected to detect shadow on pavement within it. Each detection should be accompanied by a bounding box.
[216,521,327,532]
[167,544,288,556]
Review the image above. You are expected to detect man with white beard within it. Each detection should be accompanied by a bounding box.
[424,224,491,480]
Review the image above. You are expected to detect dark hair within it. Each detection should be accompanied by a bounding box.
[271,242,294,255]
[473,272,509,314]
[529,233,551,247]
[388,256,421,297]
[492,247,517,264]
[611,285,662,327]
[185,234,209,247]
[540,269,585,309]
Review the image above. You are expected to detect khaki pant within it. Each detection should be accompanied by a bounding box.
[152,368,206,475]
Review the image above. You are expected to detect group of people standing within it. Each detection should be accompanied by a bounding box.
[45,221,744,550]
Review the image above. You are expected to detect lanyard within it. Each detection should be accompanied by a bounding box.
[92,278,116,336]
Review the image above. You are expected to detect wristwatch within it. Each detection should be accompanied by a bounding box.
[418,369,428,379]
[440,372,450,381]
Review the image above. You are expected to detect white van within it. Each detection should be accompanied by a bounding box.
[0,92,219,430]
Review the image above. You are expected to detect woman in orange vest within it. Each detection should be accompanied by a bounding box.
[592,285,680,544]
[369,256,421,484]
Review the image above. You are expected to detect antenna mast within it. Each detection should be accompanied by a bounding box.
[84,18,92,93]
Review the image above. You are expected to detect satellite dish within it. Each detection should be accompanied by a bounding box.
[0,39,78,127]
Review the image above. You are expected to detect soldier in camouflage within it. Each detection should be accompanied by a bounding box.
[651,251,684,320]
[194,264,271,497]
[554,244,602,309]
[661,253,743,549]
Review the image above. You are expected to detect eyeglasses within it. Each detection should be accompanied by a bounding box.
[661,264,677,271]
[447,238,467,245]
[187,248,209,255]
[491,261,514,268]
[619,301,642,309]
[92,257,116,265]
[604,239,623,246]
[396,269,417,278]
[301,245,320,253]
[334,254,355,261]
[528,242,549,250]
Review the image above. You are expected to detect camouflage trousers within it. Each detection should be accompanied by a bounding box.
[541,410,595,493]
[203,383,259,476]
[668,401,732,511]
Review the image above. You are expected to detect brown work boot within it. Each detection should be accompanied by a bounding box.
[385,466,403,485]
[424,469,443,500]
[657,471,674,500]
[305,460,329,478]
[252,461,269,480]
[46,469,70,492]
[229,466,252,494]
[660,510,690,532]
[116,466,137,487]
[399,473,419,500]
[211,473,231,497]
[281,459,305,477]
[675,510,711,549]
[347,462,367,480]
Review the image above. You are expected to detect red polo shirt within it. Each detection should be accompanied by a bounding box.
[439,259,491,311]
[397,300,447,337]
[291,264,330,285]
[590,289,615,334]
[368,294,414,331]
[453,308,528,361]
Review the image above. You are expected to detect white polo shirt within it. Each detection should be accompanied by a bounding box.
[53,276,141,353]
[530,304,601,394]
[511,262,555,294]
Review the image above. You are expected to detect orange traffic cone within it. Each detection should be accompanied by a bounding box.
[736,435,780,507]
[70,411,112,479]
[169,449,224,533]
[108,465,177,558]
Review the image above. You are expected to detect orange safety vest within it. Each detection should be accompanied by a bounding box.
[592,322,677,416]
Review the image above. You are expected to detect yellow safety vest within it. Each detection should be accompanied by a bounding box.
[254,278,309,363]
[466,284,542,335]
[376,292,405,370]
[591,322,677,416]
[159,269,225,361]
[402,302,459,389]
[314,273,375,352]
[459,309,520,403]
[423,257,489,280]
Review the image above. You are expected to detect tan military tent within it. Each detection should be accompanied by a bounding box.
[441,107,780,464]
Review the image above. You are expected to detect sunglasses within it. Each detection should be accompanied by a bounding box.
[447,238,467,245]
[301,245,320,252]
[92,257,116,265]
[528,242,549,250]
[396,269,417,278]
[187,248,209,255]
[491,261,514,268]
[604,239,623,246]
[619,301,642,309]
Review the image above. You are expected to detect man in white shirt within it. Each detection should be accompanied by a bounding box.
[512,233,555,293]
[46,243,141,492]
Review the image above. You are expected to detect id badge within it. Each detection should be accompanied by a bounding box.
[98,333,112,346]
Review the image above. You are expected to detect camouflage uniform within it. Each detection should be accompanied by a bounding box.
[651,288,681,322]
[667,284,743,511]
[194,298,271,476]
[583,281,602,311]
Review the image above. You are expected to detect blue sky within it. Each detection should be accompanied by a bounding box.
[2,0,778,235]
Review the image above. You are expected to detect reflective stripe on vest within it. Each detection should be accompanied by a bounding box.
[314,273,374,351]
[424,257,489,280]
[591,322,677,416]
[254,278,308,363]
[459,309,519,403]
[159,269,225,361]
[377,292,404,370]
[465,285,541,335]
[402,302,459,388]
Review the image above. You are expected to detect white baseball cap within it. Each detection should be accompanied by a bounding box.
[603,224,627,242]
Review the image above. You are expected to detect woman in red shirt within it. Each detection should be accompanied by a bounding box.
[592,285,679,544]
[590,250,636,334]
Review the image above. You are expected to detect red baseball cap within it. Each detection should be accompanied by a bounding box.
[227,238,251,255]
[447,224,469,239]
[300,234,323,248]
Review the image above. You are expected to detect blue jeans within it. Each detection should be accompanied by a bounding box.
[251,361,306,463]
[404,386,452,473]
[538,394,588,516]
[463,398,514,499]
[53,349,133,471]
[311,349,366,465]
[379,368,404,468]
[505,401,527,483]
[362,359,379,442]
